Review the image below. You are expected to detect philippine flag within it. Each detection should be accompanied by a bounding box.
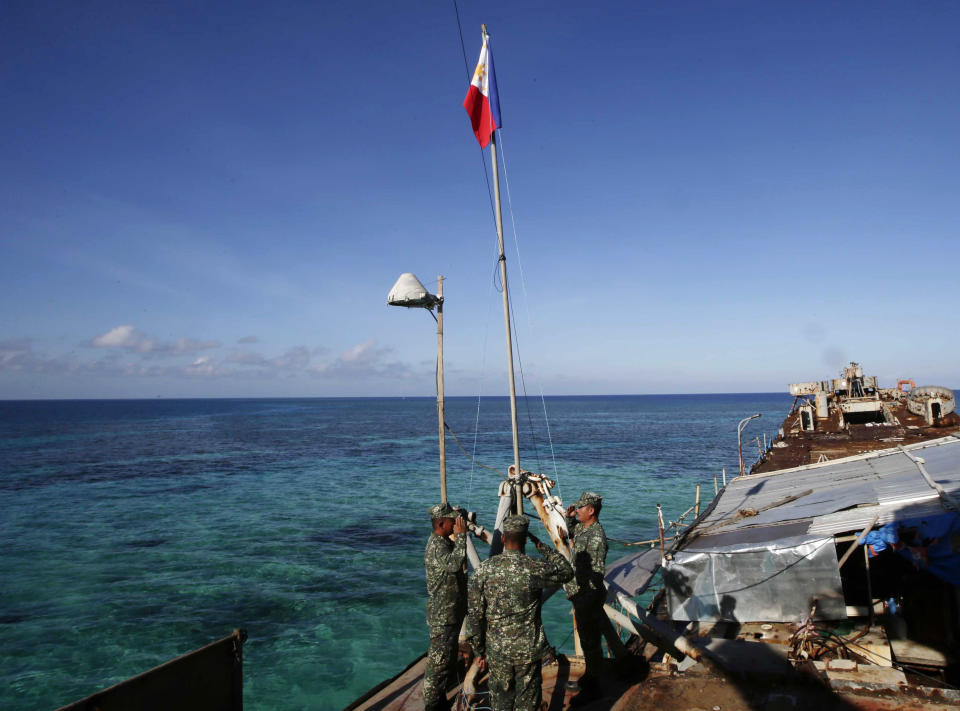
[463,36,501,148]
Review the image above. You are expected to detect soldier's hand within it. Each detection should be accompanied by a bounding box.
[453,516,468,535]
[527,531,540,546]
[566,504,577,518]
[476,656,487,672]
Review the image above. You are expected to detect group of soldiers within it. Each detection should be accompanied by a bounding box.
[423,491,608,711]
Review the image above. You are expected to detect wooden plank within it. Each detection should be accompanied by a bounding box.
[854,626,893,667]
[890,639,950,667]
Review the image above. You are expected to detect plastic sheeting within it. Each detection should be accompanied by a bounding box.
[605,548,661,599]
[862,511,960,586]
[664,537,846,623]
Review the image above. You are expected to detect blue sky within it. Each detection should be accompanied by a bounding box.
[2,1,958,399]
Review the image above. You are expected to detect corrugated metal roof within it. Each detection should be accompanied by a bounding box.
[807,497,943,535]
[688,436,960,546]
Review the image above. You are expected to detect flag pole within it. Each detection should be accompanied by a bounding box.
[482,25,522,516]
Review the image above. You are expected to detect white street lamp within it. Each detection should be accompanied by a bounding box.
[388,273,447,503]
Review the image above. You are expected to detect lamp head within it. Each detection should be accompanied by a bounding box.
[387,273,439,309]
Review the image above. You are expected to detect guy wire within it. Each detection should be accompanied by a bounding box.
[507,288,544,474]
[452,0,506,511]
[447,421,504,480]
[465,223,504,512]
[450,3,560,503]
[496,132,562,498]
[451,0,499,237]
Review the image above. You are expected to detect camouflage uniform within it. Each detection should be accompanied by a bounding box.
[467,515,573,711]
[423,503,468,711]
[564,491,608,686]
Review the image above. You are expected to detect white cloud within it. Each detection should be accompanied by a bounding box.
[0,340,35,371]
[319,339,403,378]
[91,325,142,349]
[166,337,221,355]
[226,346,309,372]
[2,333,412,389]
[226,349,268,366]
[272,346,310,370]
[90,325,220,356]
[218,340,401,379]
[340,339,374,363]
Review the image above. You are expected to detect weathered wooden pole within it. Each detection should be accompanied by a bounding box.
[436,276,446,503]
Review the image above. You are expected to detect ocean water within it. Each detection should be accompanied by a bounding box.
[0,393,791,710]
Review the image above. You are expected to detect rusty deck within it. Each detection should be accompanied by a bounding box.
[753,395,959,474]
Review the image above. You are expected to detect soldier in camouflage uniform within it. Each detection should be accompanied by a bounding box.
[423,502,469,711]
[467,514,573,711]
[563,491,608,696]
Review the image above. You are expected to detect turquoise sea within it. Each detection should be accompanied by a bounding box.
[0,394,792,710]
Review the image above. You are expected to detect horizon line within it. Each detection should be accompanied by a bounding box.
[0,391,801,403]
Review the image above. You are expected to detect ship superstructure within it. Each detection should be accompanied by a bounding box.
[754,362,958,472]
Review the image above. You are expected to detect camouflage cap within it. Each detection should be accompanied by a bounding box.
[502,514,530,534]
[428,502,459,519]
[573,491,603,508]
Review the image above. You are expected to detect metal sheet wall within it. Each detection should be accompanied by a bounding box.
[664,538,845,623]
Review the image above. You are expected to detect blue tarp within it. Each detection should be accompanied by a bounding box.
[861,512,960,587]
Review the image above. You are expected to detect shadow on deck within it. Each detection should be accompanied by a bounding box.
[344,639,937,711]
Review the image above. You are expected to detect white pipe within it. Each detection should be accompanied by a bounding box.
[465,532,481,571]
[609,589,705,662]
[489,489,514,557]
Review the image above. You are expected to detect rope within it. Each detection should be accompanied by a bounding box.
[466,263,498,510]
[818,629,959,690]
[494,132,562,497]
[456,689,492,711]
[510,298,543,470]
[450,0,470,77]
[451,3,507,512]
[450,0,498,231]
[449,2,562,507]
[447,421,505,480]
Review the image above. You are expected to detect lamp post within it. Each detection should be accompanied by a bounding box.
[388,272,447,502]
[738,413,762,477]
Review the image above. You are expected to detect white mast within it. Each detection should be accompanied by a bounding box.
[482,25,523,515]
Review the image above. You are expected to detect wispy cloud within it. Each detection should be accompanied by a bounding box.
[224,340,403,379]
[90,325,220,356]
[2,330,409,387]
[0,340,36,371]
[314,339,403,378]
[224,346,309,372]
